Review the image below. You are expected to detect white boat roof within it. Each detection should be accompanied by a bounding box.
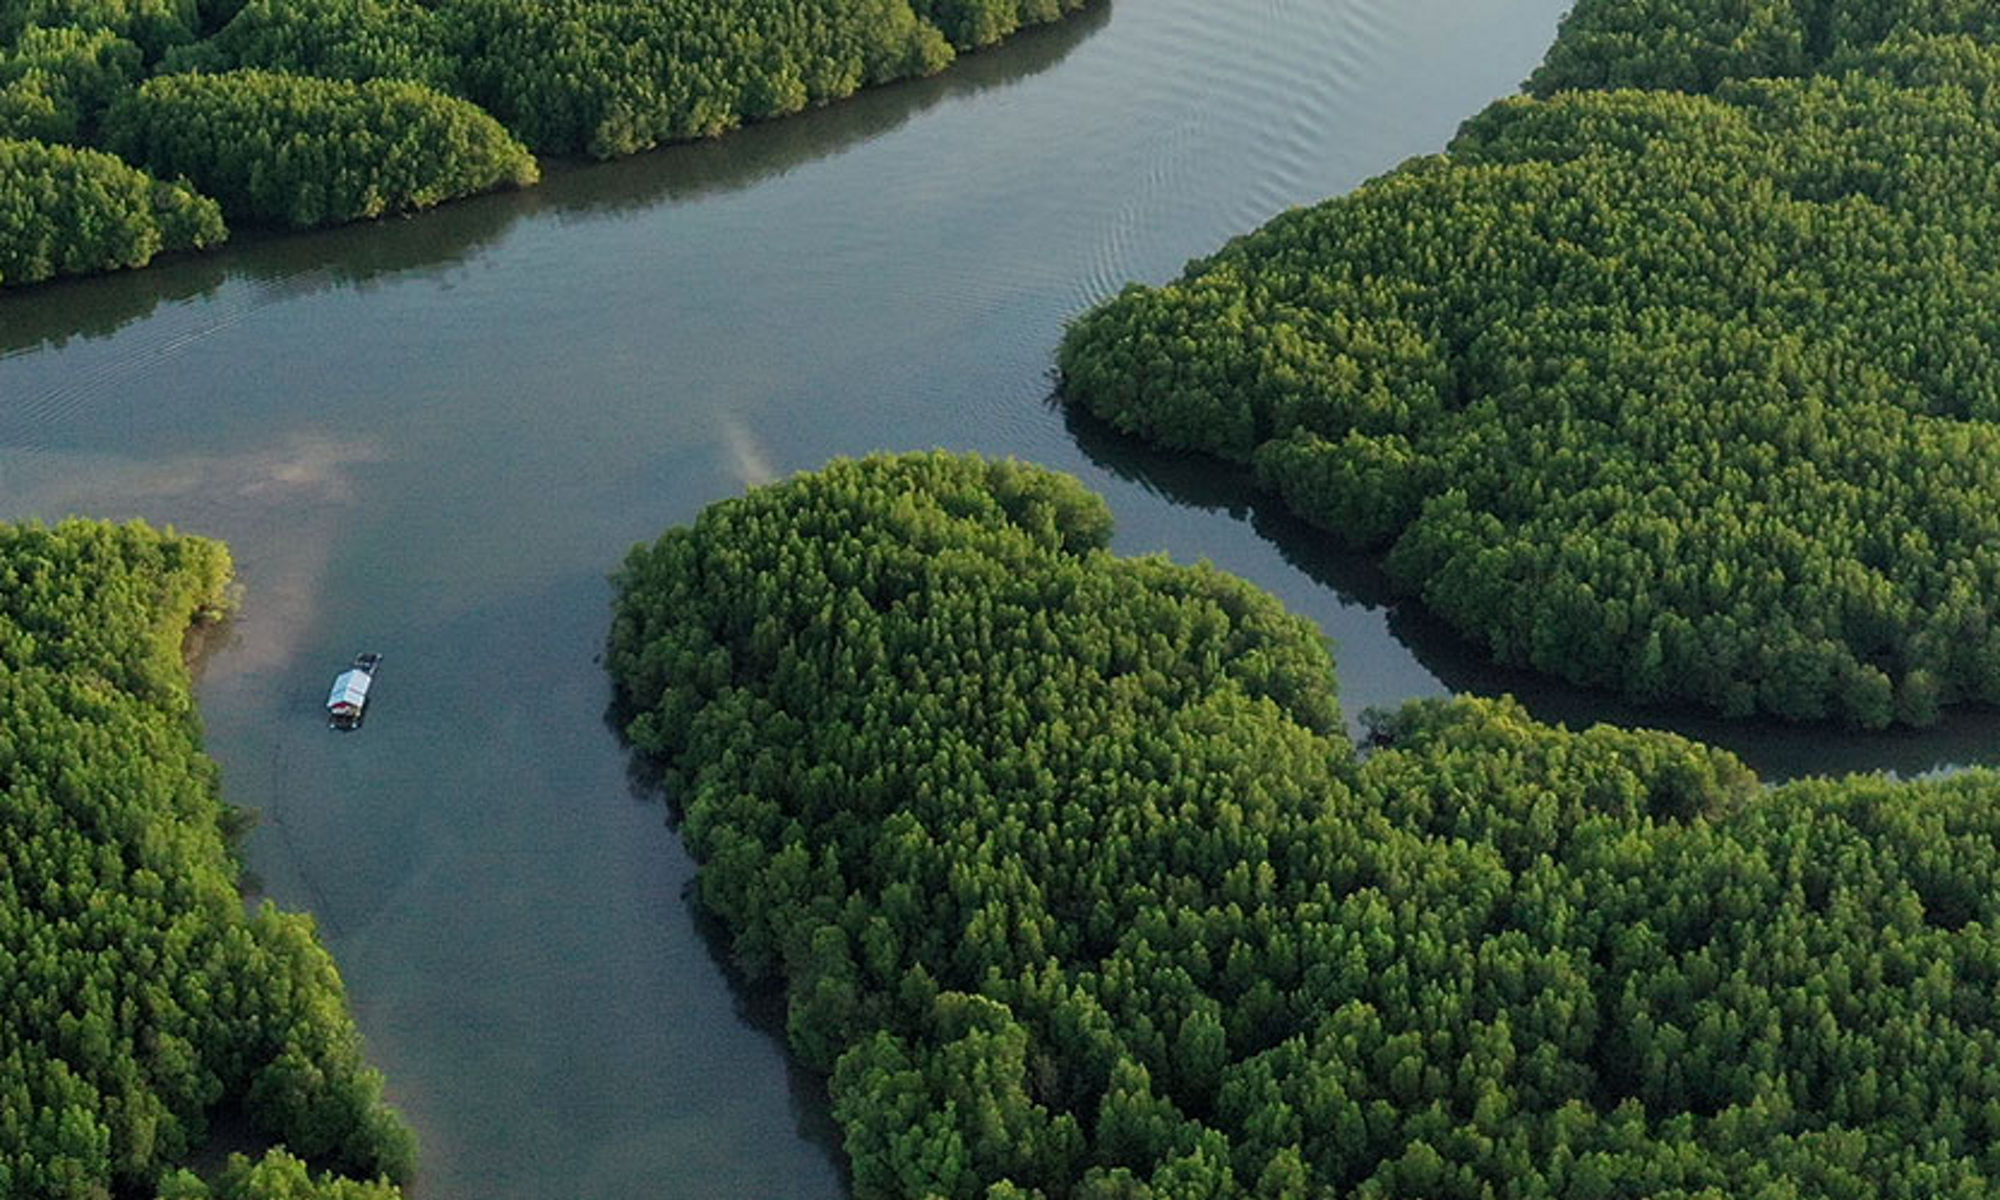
[327,669,372,709]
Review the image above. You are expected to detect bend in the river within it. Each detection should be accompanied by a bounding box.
[5,0,1973,1193]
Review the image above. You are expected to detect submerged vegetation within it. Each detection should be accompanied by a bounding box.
[0,0,1090,284]
[0,520,412,1199]
[611,453,2000,1198]
[1059,0,2000,727]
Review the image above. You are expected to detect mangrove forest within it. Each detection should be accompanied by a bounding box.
[0,520,412,1199]
[1059,0,2000,727]
[609,452,2000,1198]
[0,0,1090,284]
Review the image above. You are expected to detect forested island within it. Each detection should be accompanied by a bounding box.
[610,452,2000,1198]
[0,0,1089,286]
[1059,0,2000,728]
[0,520,412,1199]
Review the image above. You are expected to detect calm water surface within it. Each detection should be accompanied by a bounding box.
[5,0,1983,1194]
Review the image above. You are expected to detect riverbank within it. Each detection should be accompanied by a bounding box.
[0,0,1101,288]
[1059,2,2000,729]
[0,520,413,1198]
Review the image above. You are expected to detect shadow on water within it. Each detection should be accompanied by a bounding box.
[529,0,1113,220]
[0,2,1110,361]
[608,677,851,1178]
[0,195,526,360]
[1061,396,2000,783]
[0,253,231,359]
[1058,393,1404,607]
[683,878,853,1185]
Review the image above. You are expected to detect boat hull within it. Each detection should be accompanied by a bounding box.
[327,652,382,730]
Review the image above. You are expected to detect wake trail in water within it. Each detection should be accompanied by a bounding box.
[1228,0,1398,229]
[1062,0,1405,316]
[9,296,252,443]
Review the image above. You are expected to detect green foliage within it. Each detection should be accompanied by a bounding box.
[908,0,1077,52]
[1,0,200,61]
[0,21,224,287]
[156,1148,403,1199]
[0,25,142,142]
[436,0,958,157]
[105,69,535,228]
[0,519,411,1198]
[2,0,1087,278]
[1527,0,2000,96]
[0,135,222,285]
[1059,6,2000,726]
[160,0,451,89]
[181,0,1062,158]
[611,454,2000,1197]
[86,0,1080,158]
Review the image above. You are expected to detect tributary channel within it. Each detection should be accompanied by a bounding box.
[7,0,1989,1192]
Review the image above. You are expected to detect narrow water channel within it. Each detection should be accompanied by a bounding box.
[6,0,1973,1193]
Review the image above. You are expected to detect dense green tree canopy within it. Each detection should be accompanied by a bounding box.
[159,0,451,91]
[0,0,202,61]
[610,453,2000,1197]
[431,0,956,157]
[0,520,411,1198]
[0,0,1090,282]
[105,69,535,227]
[0,25,141,141]
[163,0,1090,157]
[0,134,220,283]
[1527,0,2000,96]
[1059,4,2000,726]
[157,1148,404,1199]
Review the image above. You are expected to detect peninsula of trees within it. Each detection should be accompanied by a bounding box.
[0,0,1090,286]
[0,520,413,1200]
[610,452,2000,1197]
[1059,0,2000,727]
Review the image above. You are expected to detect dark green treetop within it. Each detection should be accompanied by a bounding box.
[0,519,413,1199]
[610,453,2000,1197]
[1058,4,2000,727]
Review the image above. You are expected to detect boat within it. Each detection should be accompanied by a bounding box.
[327,652,382,730]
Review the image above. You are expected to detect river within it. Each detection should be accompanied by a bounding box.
[4,0,1991,1193]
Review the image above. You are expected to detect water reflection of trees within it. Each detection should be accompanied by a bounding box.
[533,1,1113,218]
[0,254,230,356]
[1060,394,2000,782]
[0,2,1110,358]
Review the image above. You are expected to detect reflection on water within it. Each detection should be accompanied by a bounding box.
[6,0,1974,1187]
[1064,398,2000,782]
[680,884,852,1180]
[529,2,1113,221]
[0,0,1586,1192]
[1060,396,1405,609]
[0,4,1109,362]
[0,257,231,359]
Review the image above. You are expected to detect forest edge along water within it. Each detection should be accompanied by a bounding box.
[8,0,1990,1194]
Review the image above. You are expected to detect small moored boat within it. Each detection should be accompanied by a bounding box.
[327,652,382,730]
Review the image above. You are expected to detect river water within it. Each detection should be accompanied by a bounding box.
[4,0,1993,1194]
